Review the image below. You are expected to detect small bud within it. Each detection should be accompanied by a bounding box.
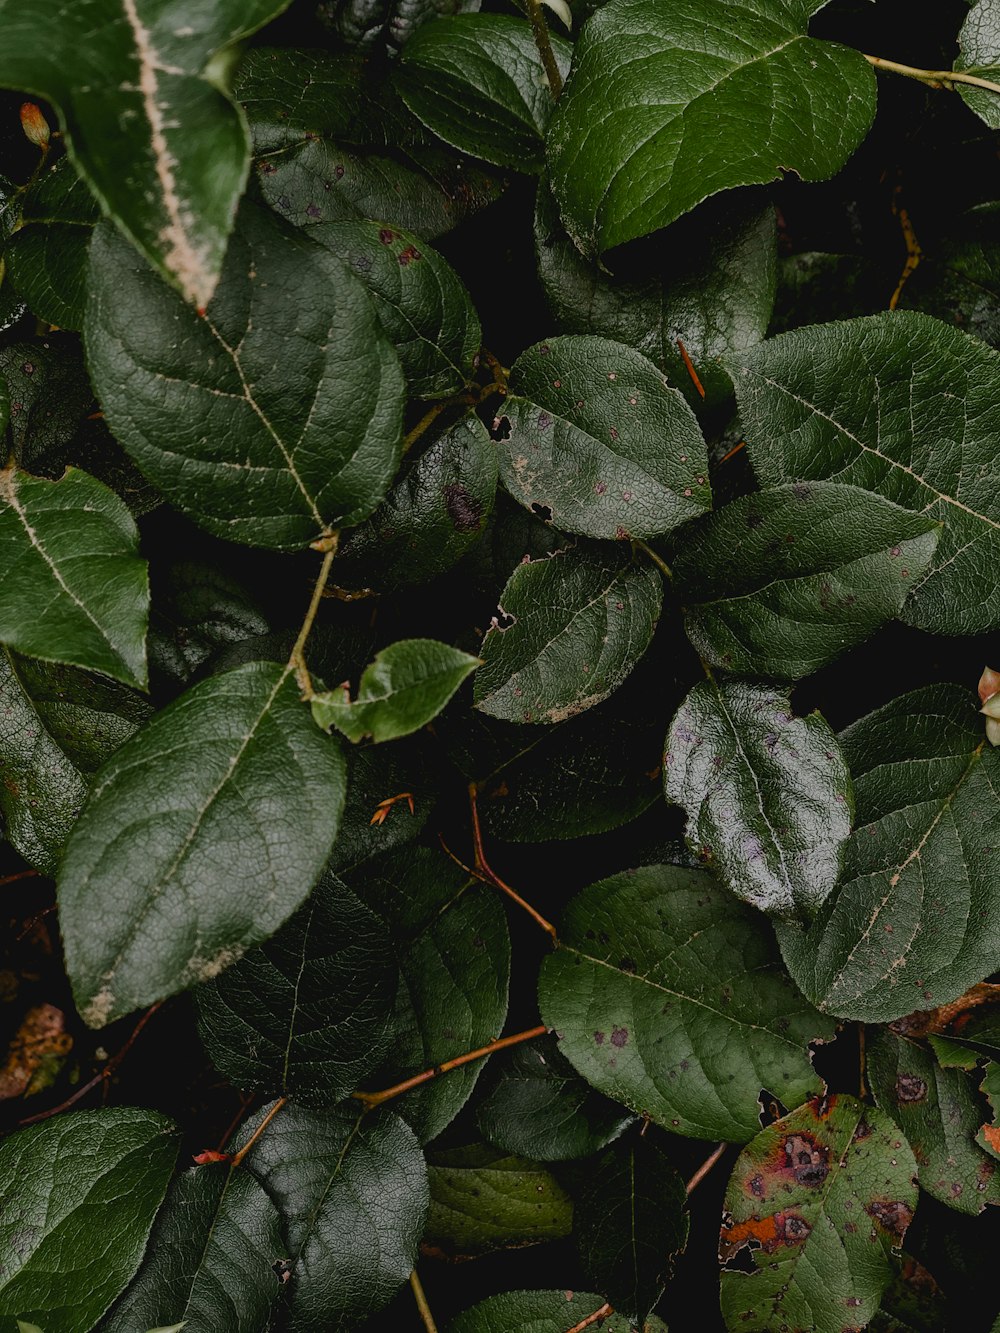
[19,102,49,148]
[979,666,1000,745]
[979,665,1000,704]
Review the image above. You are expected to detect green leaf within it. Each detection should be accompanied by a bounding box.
[538,864,836,1142]
[0,0,292,307]
[85,201,404,551]
[147,560,270,690]
[424,1142,573,1255]
[58,661,347,1027]
[476,1034,634,1160]
[732,310,1000,634]
[0,647,150,874]
[350,847,510,1142]
[575,1130,689,1321]
[664,679,852,919]
[194,870,397,1104]
[720,1094,918,1333]
[233,1100,428,1332]
[497,335,710,539]
[0,466,149,688]
[5,156,98,331]
[866,1028,1000,1214]
[238,47,504,239]
[0,340,95,475]
[335,414,498,591]
[312,639,480,743]
[775,684,1000,1023]
[474,544,662,724]
[670,483,940,680]
[450,1290,665,1332]
[397,15,572,172]
[547,0,876,257]
[535,186,777,411]
[0,1108,178,1333]
[897,203,1000,347]
[311,219,481,398]
[100,1165,282,1333]
[956,0,1000,128]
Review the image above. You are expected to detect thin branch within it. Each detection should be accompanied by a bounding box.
[1,869,39,888]
[565,1304,613,1333]
[675,337,706,400]
[409,1269,439,1333]
[633,538,673,581]
[230,1096,288,1167]
[865,53,1000,96]
[288,537,339,697]
[525,0,564,98]
[353,1024,548,1110]
[469,783,559,940]
[685,1141,727,1195]
[719,440,746,465]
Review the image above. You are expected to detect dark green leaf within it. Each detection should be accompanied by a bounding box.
[195,870,396,1104]
[0,340,94,474]
[866,1028,1000,1214]
[547,0,875,257]
[326,732,439,873]
[233,1100,428,1332]
[720,1094,918,1333]
[350,847,510,1141]
[0,1108,178,1333]
[312,638,480,742]
[772,250,886,334]
[0,465,149,688]
[59,661,347,1027]
[5,156,98,330]
[320,0,482,54]
[0,647,150,874]
[311,218,481,398]
[476,1034,634,1160]
[147,559,271,689]
[85,202,404,550]
[450,1290,666,1332]
[425,1142,573,1255]
[497,334,710,538]
[100,1164,282,1333]
[665,679,852,919]
[733,310,1000,633]
[474,544,661,724]
[897,203,1000,347]
[671,483,940,679]
[776,684,1000,1023]
[335,414,498,591]
[538,864,836,1142]
[575,1130,688,1321]
[871,1255,950,1333]
[0,0,292,306]
[535,186,776,411]
[956,1,1000,128]
[0,172,27,332]
[398,15,571,172]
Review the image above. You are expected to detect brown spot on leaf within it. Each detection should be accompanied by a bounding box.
[895,1073,927,1103]
[443,483,483,533]
[610,1026,629,1048]
[866,1199,913,1241]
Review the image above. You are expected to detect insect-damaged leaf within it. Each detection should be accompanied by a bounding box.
[720,1095,918,1333]
[0,1108,178,1333]
[85,202,404,550]
[59,661,347,1027]
[475,544,662,724]
[775,684,1000,1023]
[0,0,292,307]
[538,864,835,1143]
[546,0,875,257]
[664,679,853,919]
[733,311,1000,633]
[497,335,709,540]
[670,483,940,680]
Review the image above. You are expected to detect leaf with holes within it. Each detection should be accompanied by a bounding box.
[546,0,875,257]
[85,201,404,550]
[58,660,347,1027]
[0,466,149,688]
[538,864,836,1142]
[664,679,853,919]
[720,1095,918,1333]
[0,0,293,306]
[475,544,662,724]
[775,684,1000,1023]
[733,311,1000,634]
[497,335,709,539]
[670,483,940,680]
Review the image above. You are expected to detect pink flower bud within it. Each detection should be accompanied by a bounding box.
[979,666,1000,745]
[19,102,49,148]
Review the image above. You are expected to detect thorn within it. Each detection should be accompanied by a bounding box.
[370,792,415,825]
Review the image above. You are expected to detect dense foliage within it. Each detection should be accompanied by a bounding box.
[2,0,1000,1329]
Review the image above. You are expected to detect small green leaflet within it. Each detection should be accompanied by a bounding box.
[312,639,480,742]
[0,466,149,688]
[0,0,292,306]
[956,0,1000,129]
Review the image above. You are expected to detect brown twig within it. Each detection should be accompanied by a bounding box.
[565,1303,613,1333]
[469,783,559,940]
[288,537,338,697]
[230,1096,288,1167]
[525,0,564,98]
[1,869,40,888]
[410,1269,439,1333]
[353,1024,547,1110]
[889,182,922,310]
[676,337,706,399]
[719,440,746,465]
[685,1141,727,1195]
[865,53,1000,96]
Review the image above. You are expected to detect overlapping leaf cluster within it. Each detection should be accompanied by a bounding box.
[1,0,1000,1330]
